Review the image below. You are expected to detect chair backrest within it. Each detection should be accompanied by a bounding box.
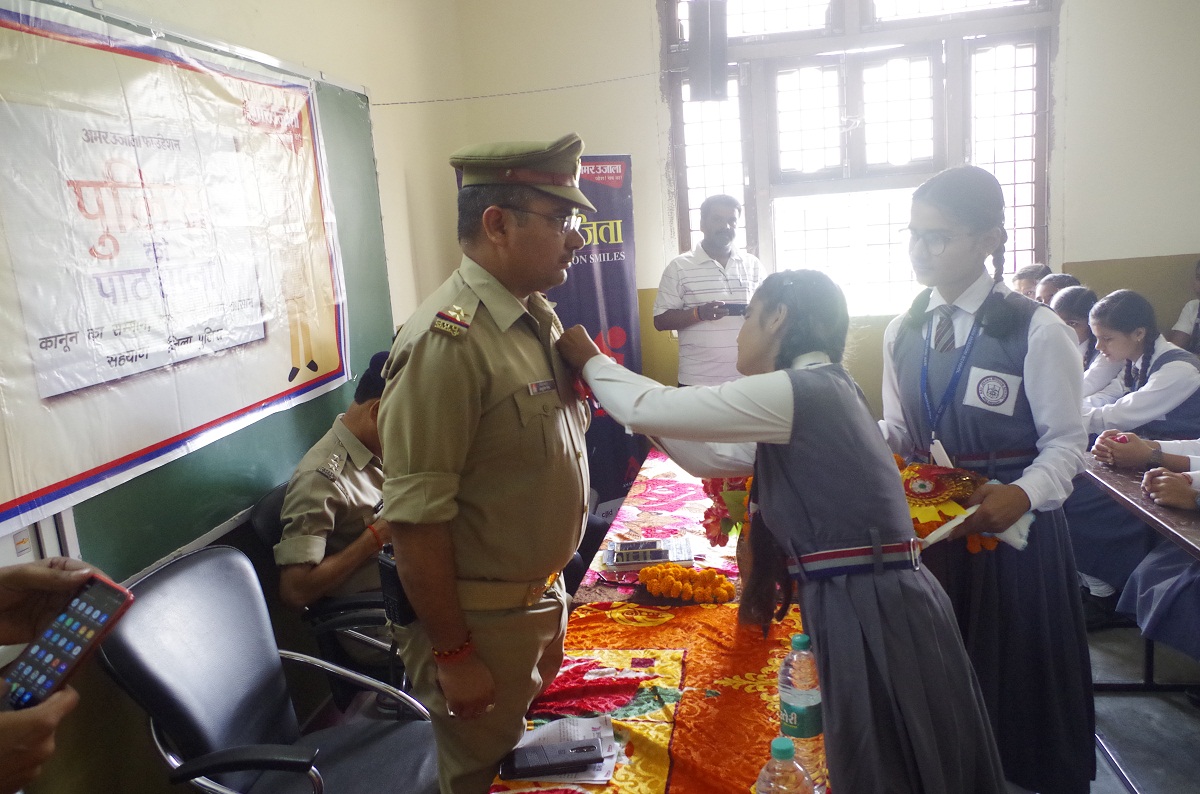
[249,482,289,549]
[99,546,300,791]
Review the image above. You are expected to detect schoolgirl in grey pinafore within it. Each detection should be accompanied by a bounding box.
[890,290,1095,794]
[755,364,1005,794]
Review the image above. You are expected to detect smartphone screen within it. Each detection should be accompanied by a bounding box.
[724,303,747,316]
[0,574,133,711]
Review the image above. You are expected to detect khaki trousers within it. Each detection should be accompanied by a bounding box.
[391,578,568,794]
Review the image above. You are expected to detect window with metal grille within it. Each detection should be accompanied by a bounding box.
[664,0,1052,316]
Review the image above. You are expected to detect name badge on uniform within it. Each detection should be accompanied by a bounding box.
[528,379,556,396]
[963,366,1022,417]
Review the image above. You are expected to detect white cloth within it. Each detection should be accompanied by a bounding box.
[1081,336,1200,433]
[651,244,765,386]
[1172,299,1199,335]
[580,351,835,477]
[1081,338,1124,398]
[880,272,1086,511]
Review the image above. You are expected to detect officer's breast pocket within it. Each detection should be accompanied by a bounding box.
[514,392,565,462]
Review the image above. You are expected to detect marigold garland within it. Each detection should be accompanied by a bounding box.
[638,563,737,604]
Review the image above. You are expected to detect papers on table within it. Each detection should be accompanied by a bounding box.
[511,715,618,784]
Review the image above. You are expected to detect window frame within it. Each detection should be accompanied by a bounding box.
[663,0,1057,298]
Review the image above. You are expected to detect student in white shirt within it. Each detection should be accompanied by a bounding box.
[1164,257,1200,354]
[558,270,1005,794]
[1066,289,1200,630]
[1050,285,1122,399]
[1034,271,1079,304]
[1082,290,1200,438]
[880,165,1094,794]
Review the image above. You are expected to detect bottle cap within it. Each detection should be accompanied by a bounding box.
[770,736,795,760]
[791,633,811,651]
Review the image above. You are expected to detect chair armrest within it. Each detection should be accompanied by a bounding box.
[279,649,431,720]
[304,607,388,634]
[167,743,317,783]
[305,592,386,618]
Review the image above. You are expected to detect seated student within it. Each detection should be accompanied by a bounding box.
[274,351,391,626]
[1164,257,1200,354]
[1066,290,1200,629]
[1115,467,1200,664]
[1051,285,1122,399]
[558,271,1007,794]
[1011,262,1052,299]
[1036,272,1080,304]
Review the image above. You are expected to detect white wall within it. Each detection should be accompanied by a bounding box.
[453,0,677,289]
[1050,0,1200,264]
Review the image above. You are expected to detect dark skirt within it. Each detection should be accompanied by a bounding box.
[1064,475,1160,589]
[921,508,1096,794]
[1119,540,1200,662]
[801,566,1006,794]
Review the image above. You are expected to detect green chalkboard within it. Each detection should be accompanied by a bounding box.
[73,82,394,581]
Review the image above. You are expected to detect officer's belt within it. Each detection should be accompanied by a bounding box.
[457,573,560,611]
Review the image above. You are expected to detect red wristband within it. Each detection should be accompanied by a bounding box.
[693,306,702,322]
[366,524,383,551]
[432,633,474,665]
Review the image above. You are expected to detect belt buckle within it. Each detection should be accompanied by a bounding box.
[909,538,922,571]
[523,572,558,607]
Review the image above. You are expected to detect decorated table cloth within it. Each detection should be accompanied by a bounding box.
[490,601,803,794]
[576,450,741,604]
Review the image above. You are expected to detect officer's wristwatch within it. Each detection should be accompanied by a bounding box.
[1148,446,1164,467]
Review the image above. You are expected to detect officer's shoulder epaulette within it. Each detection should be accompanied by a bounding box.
[315,450,347,482]
[430,289,480,339]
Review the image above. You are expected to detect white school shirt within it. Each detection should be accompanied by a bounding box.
[879,272,1086,512]
[579,352,837,477]
[1082,336,1200,433]
[1081,338,1124,398]
[652,244,765,386]
[1155,438,1200,473]
[1171,299,1199,336]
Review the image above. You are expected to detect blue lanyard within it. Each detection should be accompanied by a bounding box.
[920,306,985,440]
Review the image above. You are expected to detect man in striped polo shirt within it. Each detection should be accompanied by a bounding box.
[652,194,765,386]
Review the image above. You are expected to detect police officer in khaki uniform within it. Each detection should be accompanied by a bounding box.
[274,351,391,612]
[376,134,592,794]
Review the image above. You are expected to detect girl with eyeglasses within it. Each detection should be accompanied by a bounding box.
[1064,289,1200,630]
[1050,285,1123,398]
[557,270,1006,794]
[880,165,1095,794]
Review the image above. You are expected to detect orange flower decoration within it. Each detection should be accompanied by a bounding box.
[638,563,736,604]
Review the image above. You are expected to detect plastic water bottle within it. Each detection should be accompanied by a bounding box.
[778,633,827,792]
[754,737,814,793]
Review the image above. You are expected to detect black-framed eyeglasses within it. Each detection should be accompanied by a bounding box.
[903,228,974,256]
[499,206,583,235]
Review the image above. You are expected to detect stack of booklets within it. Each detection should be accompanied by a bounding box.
[600,537,694,572]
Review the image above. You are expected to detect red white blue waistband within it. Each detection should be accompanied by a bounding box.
[790,539,922,581]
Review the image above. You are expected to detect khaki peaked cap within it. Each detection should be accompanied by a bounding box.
[449,132,596,212]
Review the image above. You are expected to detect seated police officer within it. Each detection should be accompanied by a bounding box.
[274,351,392,628]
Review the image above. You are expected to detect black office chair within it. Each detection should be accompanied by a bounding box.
[98,546,438,794]
[250,483,402,710]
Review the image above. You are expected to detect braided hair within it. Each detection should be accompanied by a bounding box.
[1050,285,1099,367]
[751,270,849,368]
[1090,289,1159,390]
[736,270,848,631]
[912,165,1008,283]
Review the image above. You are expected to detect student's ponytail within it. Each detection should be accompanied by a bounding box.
[991,228,1008,283]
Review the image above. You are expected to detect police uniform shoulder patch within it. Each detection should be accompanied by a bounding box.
[431,303,473,338]
[315,450,346,482]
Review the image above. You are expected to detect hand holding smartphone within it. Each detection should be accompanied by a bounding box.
[0,572,133,711]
